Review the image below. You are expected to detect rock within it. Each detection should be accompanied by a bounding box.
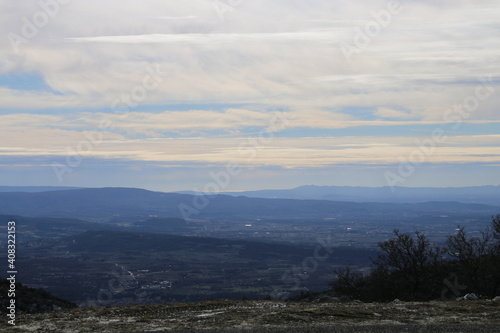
[493,296,500,301]
[464,293,479,300]
[391,299,403,304]
[316,296,341,303]
[457,293,479,301]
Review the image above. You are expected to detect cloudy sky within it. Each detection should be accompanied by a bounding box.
[1,0,499,192]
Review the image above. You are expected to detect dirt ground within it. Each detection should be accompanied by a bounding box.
[176,324,500,333]
[2,299,499,332]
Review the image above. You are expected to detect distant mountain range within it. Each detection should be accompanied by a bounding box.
[3,185,499,206]
[0,187,498,222]
[210,185,500,206]
[0,186,84,193]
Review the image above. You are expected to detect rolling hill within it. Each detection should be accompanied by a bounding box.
[0,187,498,222]
[218,185,500,206]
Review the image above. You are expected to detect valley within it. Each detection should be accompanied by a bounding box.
[0,187,497,307]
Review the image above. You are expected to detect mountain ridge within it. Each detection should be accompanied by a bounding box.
[0,187,498,222]
[214,185,500,206]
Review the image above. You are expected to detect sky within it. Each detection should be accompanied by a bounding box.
[0,0,499,192]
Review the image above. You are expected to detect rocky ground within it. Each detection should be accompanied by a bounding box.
[2,299,499,332]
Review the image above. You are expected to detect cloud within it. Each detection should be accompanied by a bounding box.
[64,32,339,44]
[2,0,499,113]
[157,16,198,20]
[375,107,416,119]
[1,0,500,187]
[2,118,500,168]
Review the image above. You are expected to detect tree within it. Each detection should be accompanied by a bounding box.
[371,229,444,300]
[329,216,500,302]
[329,266,365,300]
[447,226,494,262]
[492,214,500,240]
[447,225,500,296]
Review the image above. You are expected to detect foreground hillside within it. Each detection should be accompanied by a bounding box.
[0,279,76,314]
[3,299,499,332]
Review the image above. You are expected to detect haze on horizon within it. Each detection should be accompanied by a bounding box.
[1,0,499,192]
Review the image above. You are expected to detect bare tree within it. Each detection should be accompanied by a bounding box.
[446,225,498,296]
[329,266,365,299]
[372,229,444,297]
[492,214,500,240]
[447,226,493,261]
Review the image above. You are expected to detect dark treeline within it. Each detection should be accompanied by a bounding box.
[330,215,500,302]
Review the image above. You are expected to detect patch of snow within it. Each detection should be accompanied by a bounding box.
[15,324,42,332]
[98,319,121,324]
[196,311,224,318]
[235,320,250,327]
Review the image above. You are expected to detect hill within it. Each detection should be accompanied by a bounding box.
[0,187,497,221]
[0,279,76,314]
[2,230,375,306]
[0,186,84,193]
[218,185,500,206]
[0,215,124,240]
